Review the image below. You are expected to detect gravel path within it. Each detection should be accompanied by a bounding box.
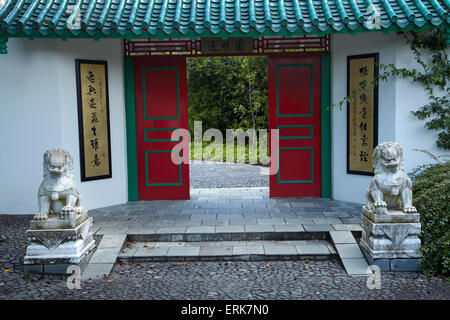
[189,160,269,188]
[1,215,449,300]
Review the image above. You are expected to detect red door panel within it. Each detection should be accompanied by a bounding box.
[134,56,189,200]
[268,55,321,197]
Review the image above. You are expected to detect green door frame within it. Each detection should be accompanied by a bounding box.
[124,53,332,201]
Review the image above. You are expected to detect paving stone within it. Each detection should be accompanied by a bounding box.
[285,218,314,225]
[215,241,247,246]
[264,245,297,255]
[185,226,216,234]
[229,219,258,226]
[332,224,363,231]
[167,246,200,257]
[185,241,217,247]
[335,244,364,259]
[89,248,121,264]
[233,246,264,255]
[323,212,351,218]
[257,218,285,225]
[156,227,187,234]
[330,231,357,244]
[201,219,229,226]
[98,234,127,249]
[295,244,330,255]
[273,224,304,232]
[135,246,169,257]
[244,225,274,232]
[341,217,362,224]
[199,246,233,256]
[81,263,114,280]
[127,227,158,234]
[304,207,332,212]
[341,258,370,275]
[155,242,186,247]
[302,224,334,232]
[313,218,343,224]
[215,225,245,233]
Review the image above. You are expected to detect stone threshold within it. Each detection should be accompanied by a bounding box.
[126,230,362,242]
[118,240,338,263]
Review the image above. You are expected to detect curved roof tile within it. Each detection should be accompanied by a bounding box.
[0,0,447,39]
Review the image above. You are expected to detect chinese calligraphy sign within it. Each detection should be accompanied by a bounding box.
[347,54,378,175]
[201,37,253,55]
[75,60,112,181]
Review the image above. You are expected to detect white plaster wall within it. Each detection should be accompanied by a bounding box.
[331,32,398,203]
[0,38,127,213]
[331,32,448,204]
[393,38,448,174]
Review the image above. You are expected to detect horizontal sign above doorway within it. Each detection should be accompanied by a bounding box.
[201,37,253,54]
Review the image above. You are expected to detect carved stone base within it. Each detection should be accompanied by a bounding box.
[23,214,96,274]
[360,206,422,272]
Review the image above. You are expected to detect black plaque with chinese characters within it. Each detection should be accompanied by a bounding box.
[347,53,378,176]
[201,37,253,54]
[75,60,112,181]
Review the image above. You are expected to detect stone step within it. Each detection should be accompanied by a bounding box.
[117,240,338,262]
[126,228,362,243]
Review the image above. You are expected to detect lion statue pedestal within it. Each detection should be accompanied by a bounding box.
[23,149,96,274]
[359,142,421,272]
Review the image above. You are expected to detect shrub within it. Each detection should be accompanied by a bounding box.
[412,161,450,277]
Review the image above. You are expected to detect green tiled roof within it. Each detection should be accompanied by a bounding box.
[0,0,448,40]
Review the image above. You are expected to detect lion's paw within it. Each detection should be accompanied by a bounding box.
[374,201,387,208]
[34,212,48,220]
[404,206,417,214]
[60,206,75,219]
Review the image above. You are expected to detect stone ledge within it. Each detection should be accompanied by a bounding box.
[362,207,420,223]
[361,246,422,272]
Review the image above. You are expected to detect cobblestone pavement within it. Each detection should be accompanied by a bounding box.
[189,160,268,188]
[1,215,449,300]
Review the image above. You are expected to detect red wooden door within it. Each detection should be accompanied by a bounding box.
[134,56,189,200]
[268,55,321,197]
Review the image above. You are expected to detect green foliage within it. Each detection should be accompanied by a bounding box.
[187,56,268,135]
[412,161,450,277]
[380,30,449,149]
[330,30,449,149]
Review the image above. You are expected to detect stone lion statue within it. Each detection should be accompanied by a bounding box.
[34,149,84,220]
[365,142,417,214]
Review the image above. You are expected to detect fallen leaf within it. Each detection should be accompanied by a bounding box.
[303,260,310,264]
[113,275,120,280]
[177,262,189,266]
[121,261,129,265]
[131,273,138,277]
[149,264,155,269]
[126,242,133,249]
[107,279,113,283]
[266,263,276,267]
[3,269,10,273]
[320,280,327,285]
[143,244,155,250]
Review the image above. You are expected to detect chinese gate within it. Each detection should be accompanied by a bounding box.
[124,36,331,200]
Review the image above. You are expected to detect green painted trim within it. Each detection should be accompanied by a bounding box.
[277,147,314,184]
[2,22,447,43]
[277,125,313,139]
[144,150,182,186]
[145,128,181,142]
[0,37,7,54]
[320,53,332,198]
[142,67,180,120]
[124,57,139,201]
[276,64,313,117]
